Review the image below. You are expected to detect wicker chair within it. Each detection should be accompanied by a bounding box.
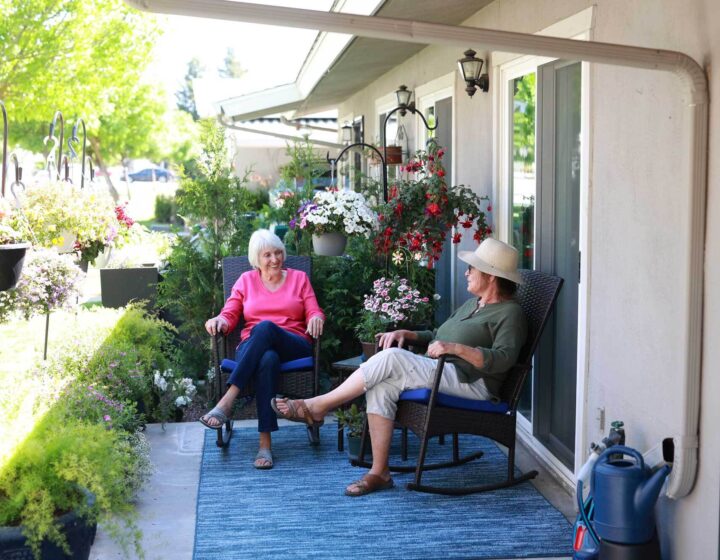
[209,255,322,448]
[354,268,563,495]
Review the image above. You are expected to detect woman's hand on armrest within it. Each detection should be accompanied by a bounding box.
[306,316,324,339]
[427,341,485,369]
[378,329,416,350]
[205,316,229,336]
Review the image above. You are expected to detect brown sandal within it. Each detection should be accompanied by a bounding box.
[345,474,395,497]
[270,397,324,427]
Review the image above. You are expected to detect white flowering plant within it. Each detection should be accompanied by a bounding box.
[293,188,378,237]
[0,249,84,322]
[152,368,198,425]
[0,198,29,244]
[17,182,136,263]
[355,276,433,341]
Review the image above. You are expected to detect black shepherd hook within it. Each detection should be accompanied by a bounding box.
[326,142,387,199]
[45,110,64,180]
[85,155,95,183]
[70,118,87,189]
[1,100,7,198]
[60,155,72,183]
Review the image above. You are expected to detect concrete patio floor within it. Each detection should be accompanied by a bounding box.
[90,418,575,560]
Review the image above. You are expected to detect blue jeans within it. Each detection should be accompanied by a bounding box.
[227,320,312,433]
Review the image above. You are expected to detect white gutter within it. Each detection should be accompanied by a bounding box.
[127,0,708,500]
[218,115,344,150]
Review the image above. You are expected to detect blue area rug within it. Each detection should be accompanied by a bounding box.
[193,425,572,559]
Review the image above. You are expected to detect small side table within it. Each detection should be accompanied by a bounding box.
[331,355,363,451]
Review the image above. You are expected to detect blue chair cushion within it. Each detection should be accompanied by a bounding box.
[398,388,509,414]
[220,356,314,374]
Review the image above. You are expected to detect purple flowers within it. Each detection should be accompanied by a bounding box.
[0,249,84,322]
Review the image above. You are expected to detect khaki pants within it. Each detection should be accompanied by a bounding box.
[359,347,490,419]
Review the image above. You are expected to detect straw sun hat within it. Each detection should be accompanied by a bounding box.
[458,238,523,285]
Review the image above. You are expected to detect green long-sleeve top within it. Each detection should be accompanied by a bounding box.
[414,298,527,398]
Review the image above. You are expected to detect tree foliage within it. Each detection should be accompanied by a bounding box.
[176,57,204,121]
[218,48,245,79]
[0,0,191,180]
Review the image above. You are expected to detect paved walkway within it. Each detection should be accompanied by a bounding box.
[90,419,574,560]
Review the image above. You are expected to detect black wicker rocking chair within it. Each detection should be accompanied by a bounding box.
[354,268,563,495]
[209,255,322,448]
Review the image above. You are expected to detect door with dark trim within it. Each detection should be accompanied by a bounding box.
[534,59,581,468]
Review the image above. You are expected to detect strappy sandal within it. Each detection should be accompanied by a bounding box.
[199,406,229,429]
[345,474,395,497]
[270,397,324,427]
[254,448,274,470]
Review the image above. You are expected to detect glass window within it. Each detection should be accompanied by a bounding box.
[510,72,536,270]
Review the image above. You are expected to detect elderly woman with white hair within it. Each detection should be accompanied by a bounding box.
[273,237,526,495]
[200,229,325,469]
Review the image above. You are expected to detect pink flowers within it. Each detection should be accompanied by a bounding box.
[362,277,432,326]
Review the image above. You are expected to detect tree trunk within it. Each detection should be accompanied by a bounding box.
[88,136,120,202]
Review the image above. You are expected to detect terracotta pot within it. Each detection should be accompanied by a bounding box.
[361,341,378,360]
[384,145,402,165]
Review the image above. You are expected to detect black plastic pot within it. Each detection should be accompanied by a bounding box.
[0,242,30,291]
[100,266,158,308]
[0,488,97,560]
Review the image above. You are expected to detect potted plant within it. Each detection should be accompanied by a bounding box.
[335,403,366,459]
[99,229,170,309]
[0,198,31,291]
[0,249,84,323]
[0,376,145,559]
[294,188,378,256]
[17,182,128,266]
[354,276,433,358]
[374,139,493,267]
[354,311,387,359]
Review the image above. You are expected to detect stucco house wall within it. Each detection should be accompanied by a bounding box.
[338,1,719,557]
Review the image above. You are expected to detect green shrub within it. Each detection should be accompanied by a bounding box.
[154,194,176,223]
[159,121,268,374]
[0,407,143,557]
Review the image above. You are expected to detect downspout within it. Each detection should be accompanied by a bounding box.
[127,0,708,500]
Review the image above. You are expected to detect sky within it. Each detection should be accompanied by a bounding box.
[146,0,334,109]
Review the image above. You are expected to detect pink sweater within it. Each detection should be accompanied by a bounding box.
[218,268,325,343]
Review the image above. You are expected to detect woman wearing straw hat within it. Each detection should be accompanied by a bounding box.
[272,237,527,496]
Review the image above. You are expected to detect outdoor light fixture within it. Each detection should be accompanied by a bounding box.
[341,122,353,143]
[458,49,489,96]
[395,84,413,116]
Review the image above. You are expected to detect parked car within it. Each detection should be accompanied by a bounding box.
[127,168,174,183]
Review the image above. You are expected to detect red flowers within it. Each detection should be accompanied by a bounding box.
[426,203,442,217]
[115,204,134,228]
[374,139,493,266]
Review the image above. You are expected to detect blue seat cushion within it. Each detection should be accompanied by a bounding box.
[220,356,314,374]
[398,388,509,414]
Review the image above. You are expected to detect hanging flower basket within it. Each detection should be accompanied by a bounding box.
[0,242,31,291]
[312,232,347,257]
[294,189,378,256]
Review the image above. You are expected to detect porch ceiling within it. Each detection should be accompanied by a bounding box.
[224,0,493,121]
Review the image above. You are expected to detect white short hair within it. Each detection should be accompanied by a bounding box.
[248,229,286,269]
